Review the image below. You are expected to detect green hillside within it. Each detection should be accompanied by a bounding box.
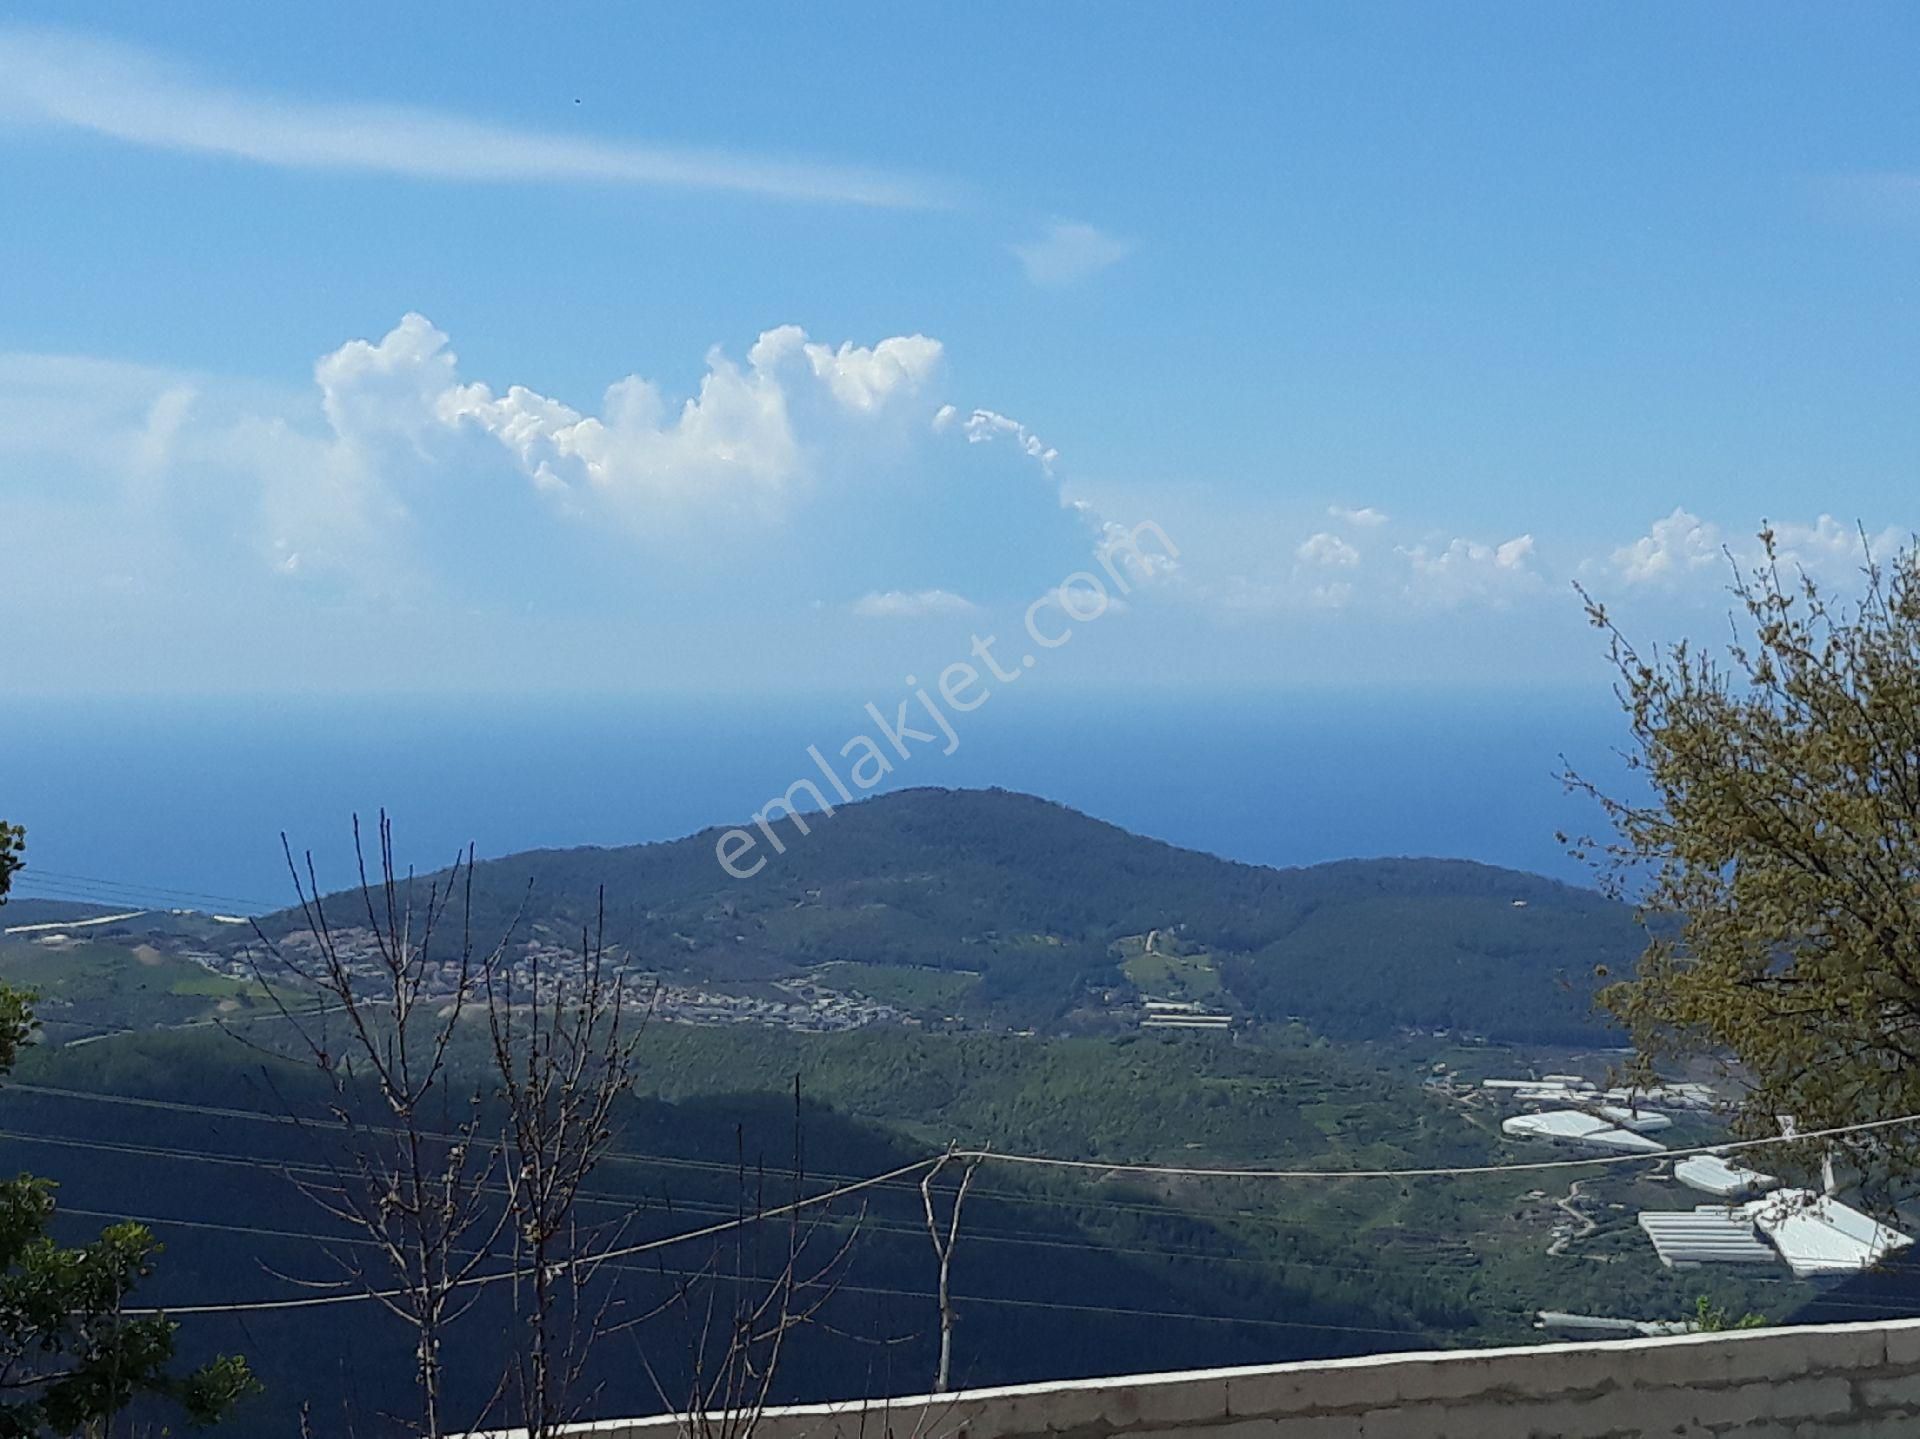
[0,920,1815,1436]
[3,1016,1808,1436]
[0,934,275,1045]
[258,787,1641,1042]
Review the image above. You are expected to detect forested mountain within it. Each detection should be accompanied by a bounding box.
[259,787,1640,1042]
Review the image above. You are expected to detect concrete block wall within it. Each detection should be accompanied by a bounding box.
[506,1317,1920,1439]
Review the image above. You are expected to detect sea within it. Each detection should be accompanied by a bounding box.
[0,687,1638,914]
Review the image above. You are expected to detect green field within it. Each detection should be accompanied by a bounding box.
[812,959,979,1011]
[0,936,272,1041]
[1117,930,1224,1002]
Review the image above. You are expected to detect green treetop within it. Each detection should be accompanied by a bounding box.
[1573,531,1920,1185]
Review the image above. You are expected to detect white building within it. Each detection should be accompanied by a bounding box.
[1598,1105,1674,1134]
[1673,1154,1777,1199]
[1745,1190,1915,1278]
[1501,1109,1668,1156]
[1638,1207,1780,1268]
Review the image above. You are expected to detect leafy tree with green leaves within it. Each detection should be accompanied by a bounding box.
[0,823,22,915]
[1569,530,1920,1182]
[1692,1295,1766,1332]
[0,821,256,1434]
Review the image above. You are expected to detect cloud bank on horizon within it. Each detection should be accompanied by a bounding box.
[2,310,1906,695]
[0,313,1114,606]
[3,17,1917,695]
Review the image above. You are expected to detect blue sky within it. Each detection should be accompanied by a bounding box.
[4,4,1918,698]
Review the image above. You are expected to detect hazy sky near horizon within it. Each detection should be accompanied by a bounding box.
[5,5,1919,698]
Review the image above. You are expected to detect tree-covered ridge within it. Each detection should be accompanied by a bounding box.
[258,788,1639,1042]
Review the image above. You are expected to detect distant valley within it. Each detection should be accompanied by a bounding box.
[3,787,1813,1438]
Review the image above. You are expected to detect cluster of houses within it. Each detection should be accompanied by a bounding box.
[225,928,910,1033]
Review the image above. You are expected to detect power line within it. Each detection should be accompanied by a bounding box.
[952,1109,1920,1180]
[0,1080,1701,1249]
[57,1182,1903,1324]
[39,1118,1462,1321]
[0,1128,1492,1285]
[71,1114,1920,1320]
[15,1094,1910,1320]
[7,1082,944,1197]
[6,881,158,911]
[116,1154,940,1317]
[0,1092,1516,1261]
[70,1192,1920,1332]
[25,866,278,909]
[68,1205,1440,1342]
[10,867,276,913]
[13,1078,1914,1200]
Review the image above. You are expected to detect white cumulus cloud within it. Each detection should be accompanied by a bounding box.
[850,588,980,619]
[788,331,945,413]
[1328,504,1390,528]
[1297,531,1361,568]
[936,405,1060,473]
[1769,514,1906,577]
[318,312,461,449]
[1605,510,1910,595]
[1399,534,1540,607]
[1009,220,1134,287]
[1610,507,1724,586]
[307,316,943,524]
[4,314,1112,619]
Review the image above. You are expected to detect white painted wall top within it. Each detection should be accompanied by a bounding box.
[472,1316,1920,1439]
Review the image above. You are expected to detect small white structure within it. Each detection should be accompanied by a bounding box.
[1502,1110,1668,1156]
[1674,1154,1777,1199]
[1510,1085,1582,1103]
[1480,1078,1718,1111]
[1635,1082,1718,1111]
[1140,1014,1232,1030]
[1746,1189,1915,1278]
[1598,1106,1674,1134]
[1638,1207,1779,1268]
[1535,1311,1695,1337]
[1139,998,1231,1030]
